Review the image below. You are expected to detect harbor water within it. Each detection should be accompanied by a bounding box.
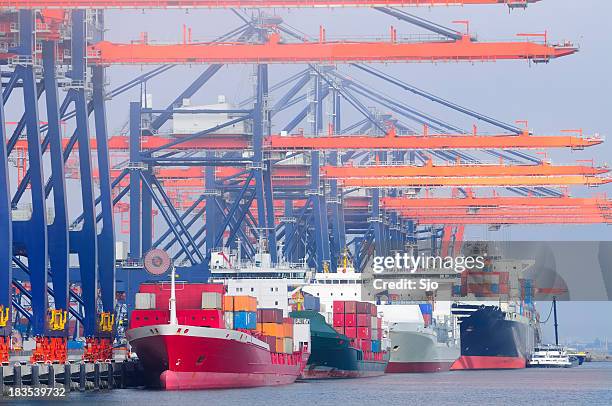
[48,362,612,405]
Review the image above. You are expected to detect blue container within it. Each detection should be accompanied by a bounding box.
[234,311,257,329]
[491,283,499,294]
[452,285,461,296]
[67,340,84,350]
[303,294,320,311]
[371,340,381,353]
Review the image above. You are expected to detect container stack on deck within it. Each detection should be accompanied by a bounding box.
[333,301,384,360]
[255,308,294,354]
[131,283,301,357]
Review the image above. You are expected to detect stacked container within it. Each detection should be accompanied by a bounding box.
[224,295,258,329]
[255,309,294,354]
[332,300,384,353]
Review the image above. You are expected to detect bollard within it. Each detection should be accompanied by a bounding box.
[64,363,71,392]
[107,362,114,389]
[93,362,100,391]
[79,363,86,392]
[13,363,22,389]
[31,364,40,388]
[47,364,55,388]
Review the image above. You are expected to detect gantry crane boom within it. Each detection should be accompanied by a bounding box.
[12,130,600,152]
[0,0,541,9]
[85,34,576,65]
[269,130,601,150]
[339,175,611,187]
[322,163,608,178]
[380,195,612,209]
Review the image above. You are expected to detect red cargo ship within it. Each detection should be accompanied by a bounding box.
[126,270,309,390]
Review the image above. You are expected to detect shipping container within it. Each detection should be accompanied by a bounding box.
[275,337,284,354]
[283,337,293,354]
[344,326,357,338]
[333,313,345,327]
[357,314,369,327]
[282,318,294,338]
[258,308,283,323]
[232,295,258,312]
[333,301,345,314]
[262,322,283,337]
[303,294,320,311]
[233,311,257,329]
[201,292,223,309]
[224,311,234,329]
[370,303,377,316]
[371,339,381,353]
[344,301,357,314]
[358,339,372,351]
[223,295,234,312]
[334,326,345,335]
[135,293,156,310]
[357,327,371,339]
[356,302,369,314]
[344,313,356,327]
[377,317,382,331]
[139,283,225,310]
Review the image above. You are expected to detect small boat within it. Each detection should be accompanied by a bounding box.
[527,344,573,368]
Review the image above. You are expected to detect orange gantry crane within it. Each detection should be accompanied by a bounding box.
[11,129,601,152]
[86,32,576,65]
[339,175,611,187]
[380,195,612,209]
[0,0,541,9]
[268,129,601,150]
[322,161,609,178]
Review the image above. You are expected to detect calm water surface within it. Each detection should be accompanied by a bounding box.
[13,362,612,405]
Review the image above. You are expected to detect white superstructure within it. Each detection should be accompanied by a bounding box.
[528,345,573,368]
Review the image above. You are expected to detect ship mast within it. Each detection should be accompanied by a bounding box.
[169,265,178,325]
[553,296,559,346]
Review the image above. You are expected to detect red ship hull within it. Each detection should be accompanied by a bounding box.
[450,355,526,370]
[386,361,454,373]
[127,324,307,390]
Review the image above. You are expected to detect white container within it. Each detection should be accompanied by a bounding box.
[202,292,223,309]
[283,337,294,354]
[371,316,377,329]
[224,311,234,330]
[135,293,156,310]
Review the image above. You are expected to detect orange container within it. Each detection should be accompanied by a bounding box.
[223,296,234,312]
[283,320,294,338]
[275,337,284,353]
[232,295,257,312]
[256,323,264,333]
[262,322,282,337]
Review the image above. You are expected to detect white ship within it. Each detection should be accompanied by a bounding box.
[527,345,573,368]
